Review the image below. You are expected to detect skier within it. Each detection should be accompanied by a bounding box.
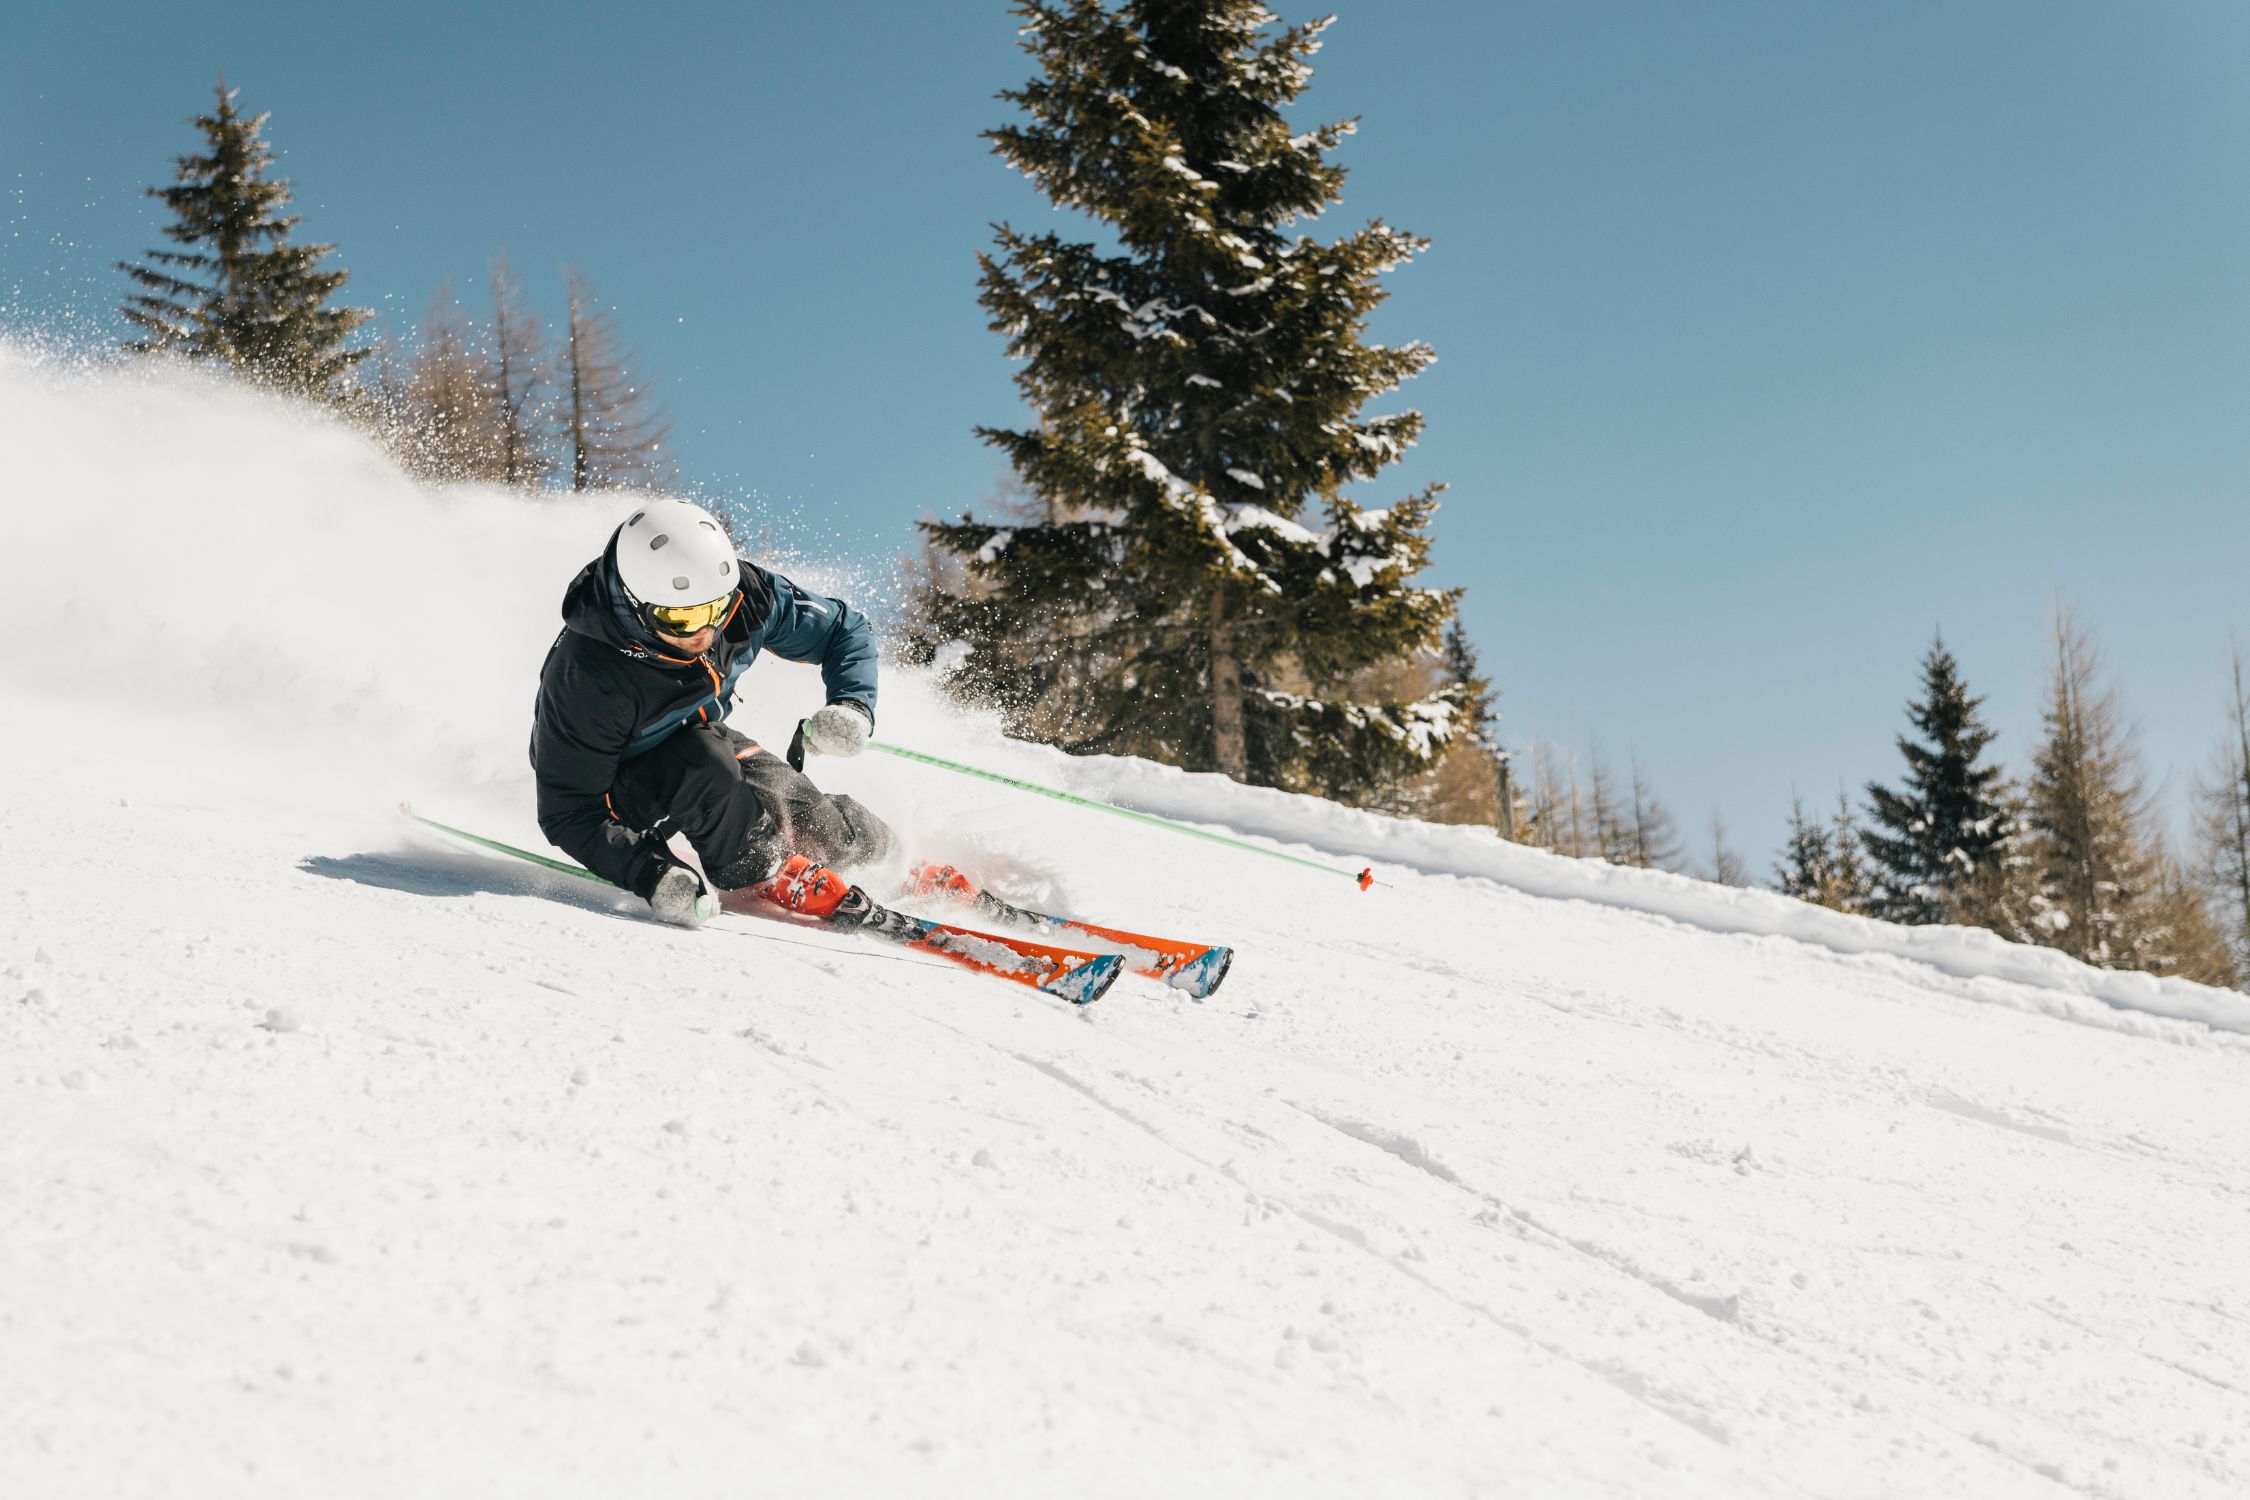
[530,499,894,928]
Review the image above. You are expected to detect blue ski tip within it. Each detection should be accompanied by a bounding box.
[1166,945,1235,1001]
[1041,951,1125,1005]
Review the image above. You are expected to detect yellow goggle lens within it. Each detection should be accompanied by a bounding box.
[647,594,733,634]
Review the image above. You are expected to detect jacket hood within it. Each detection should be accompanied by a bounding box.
[558,533,655,655]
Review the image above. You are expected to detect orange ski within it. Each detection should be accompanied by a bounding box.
[904,863,1234,999]
[722,857,1122,1004]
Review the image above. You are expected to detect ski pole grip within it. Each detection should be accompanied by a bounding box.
[787,718,808,773]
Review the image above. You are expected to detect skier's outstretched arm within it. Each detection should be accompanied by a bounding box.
[756,567,879,732]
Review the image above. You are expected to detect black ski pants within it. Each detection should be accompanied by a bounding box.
[607,724,895,887]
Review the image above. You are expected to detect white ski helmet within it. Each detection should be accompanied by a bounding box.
[612,499,740,611]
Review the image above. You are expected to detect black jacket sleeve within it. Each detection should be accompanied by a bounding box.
[531,637,649,890]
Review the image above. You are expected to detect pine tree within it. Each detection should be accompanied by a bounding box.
[1324,653,1448,818]
[1825,786,1876,914]
[1439,621,1513,835]
[560,265,673,492]
[2191,638,2250,986]
[1441,622,1498,757]
[2022,606,2162,968]
[1863,634,2015,925]
[1774,788,1875,913]
[1773,794,1836,904]
[118,80,370,398]
[918,1,1458,798]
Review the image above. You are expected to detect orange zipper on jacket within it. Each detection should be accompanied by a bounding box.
[649,612,734,728]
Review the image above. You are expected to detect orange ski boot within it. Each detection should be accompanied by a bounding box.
[905,861,982,904]
[758,854,854,918]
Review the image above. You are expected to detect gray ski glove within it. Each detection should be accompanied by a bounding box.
[648,864,719,928]
[629,841,717,929]
[799,700,872,758]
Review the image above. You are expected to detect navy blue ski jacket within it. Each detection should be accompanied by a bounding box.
[530,535,878,890]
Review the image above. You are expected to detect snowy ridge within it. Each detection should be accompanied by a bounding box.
[920,734,2250,1038]
[4,349,2247,1497]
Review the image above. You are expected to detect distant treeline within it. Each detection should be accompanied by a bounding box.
[117,81,671,496]
[1506,620,2250,992]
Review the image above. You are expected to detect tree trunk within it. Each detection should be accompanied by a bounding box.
[2233,751,2250,968]
[568,311,588,493]
[2228,651,2250,974]
[560,273,590,493]
[1495,757,1516,841]
[1208,588,1247,781]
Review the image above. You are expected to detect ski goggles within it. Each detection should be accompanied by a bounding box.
[643,592,736,636]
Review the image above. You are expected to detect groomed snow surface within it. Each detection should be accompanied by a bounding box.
[3,350,2247,1498]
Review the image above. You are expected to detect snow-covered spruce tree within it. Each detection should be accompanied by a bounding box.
[1441,622,1498,758]
[1863,635,2015,925]
[118,81,370,399]
[919,1,1458,797]
[1436,621,1514,834]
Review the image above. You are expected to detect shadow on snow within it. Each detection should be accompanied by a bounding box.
[297,848,634,920]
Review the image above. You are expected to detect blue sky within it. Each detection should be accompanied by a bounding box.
[7,0,2249,863]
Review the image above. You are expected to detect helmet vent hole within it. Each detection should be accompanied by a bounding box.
[649,533,670,551]
[671,576,691,591]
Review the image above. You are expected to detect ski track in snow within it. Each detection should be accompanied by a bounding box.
[3,353,2248,1497]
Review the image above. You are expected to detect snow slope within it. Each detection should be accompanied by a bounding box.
[3,351,2247,1498]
